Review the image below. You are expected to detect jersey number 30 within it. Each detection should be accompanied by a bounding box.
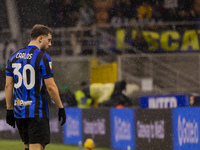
[12,63,35,89]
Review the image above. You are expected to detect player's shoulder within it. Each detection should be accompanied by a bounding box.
[10,45,38,56]
[42,52,51,60]
[8,47,27,61]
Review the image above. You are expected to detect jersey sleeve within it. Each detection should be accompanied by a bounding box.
[5,59,13,77]
[40,53,54,79]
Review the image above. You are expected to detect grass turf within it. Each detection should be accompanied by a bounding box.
[0,140,113,150]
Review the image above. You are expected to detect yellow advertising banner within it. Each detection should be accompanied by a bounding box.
[114,29,200,52]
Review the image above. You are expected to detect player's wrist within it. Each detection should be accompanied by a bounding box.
[7,109,14,112]
[7,110,14,115]
[58,108,64,112]
[7,106,14,110]
[58,108,66,126]
[58,104,64,109]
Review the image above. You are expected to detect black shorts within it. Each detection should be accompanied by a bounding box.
[16,118,50,145]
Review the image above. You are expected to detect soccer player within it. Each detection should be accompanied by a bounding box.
[5,24,66,150]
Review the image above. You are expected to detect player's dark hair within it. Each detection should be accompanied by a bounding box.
[30,24,52,39]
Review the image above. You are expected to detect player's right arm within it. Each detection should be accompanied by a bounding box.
[5,58,14,110]
[5,76,15,128]
[5,76,14,110]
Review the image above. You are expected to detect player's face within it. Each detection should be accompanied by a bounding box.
[40,33,52,52]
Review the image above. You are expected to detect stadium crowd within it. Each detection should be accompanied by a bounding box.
[47,0,199,27]
[14,0,200,29]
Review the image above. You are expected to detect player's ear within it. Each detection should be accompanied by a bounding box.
[38,35,43,43]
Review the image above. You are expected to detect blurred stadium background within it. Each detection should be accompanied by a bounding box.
[1,0,200,103]
[1,0,200,149]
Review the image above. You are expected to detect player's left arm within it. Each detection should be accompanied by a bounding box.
[45,77,66,126]
[5,76,14,109]
[44,77,63,109]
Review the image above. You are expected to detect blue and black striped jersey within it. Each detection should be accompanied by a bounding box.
[6,45,53,119]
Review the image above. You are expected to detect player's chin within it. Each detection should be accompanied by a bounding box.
[45,46,49,50]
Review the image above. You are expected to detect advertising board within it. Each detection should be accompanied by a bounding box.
[63,108,82,145]
[110,108,135,150]
[140,95,189,108]
[172,107,200,150]
[135,109,172,150]
[82,108,111,147]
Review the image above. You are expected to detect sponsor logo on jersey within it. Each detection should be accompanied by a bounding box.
[49,62,52,70]
[14,98,32,106]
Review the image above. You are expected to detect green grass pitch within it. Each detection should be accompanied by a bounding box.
[0,140,114,150]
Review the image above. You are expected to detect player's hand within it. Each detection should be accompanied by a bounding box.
[6,110,15,128]
[58,108,66,126]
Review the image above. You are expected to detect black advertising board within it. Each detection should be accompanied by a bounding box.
[82,108,111,147]
[135,109,172,150]
[48,106,63,143]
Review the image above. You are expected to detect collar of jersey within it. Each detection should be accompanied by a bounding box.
[27,45,39,49]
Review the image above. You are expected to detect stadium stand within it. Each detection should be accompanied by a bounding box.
[1,0,200,101]
[2,1,200,150]
[0,0,9,30]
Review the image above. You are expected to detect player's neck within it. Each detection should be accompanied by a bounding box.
[28,41,40,50]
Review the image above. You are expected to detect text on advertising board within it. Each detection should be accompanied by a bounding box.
[178,115,199,146]
[137,120,164,142]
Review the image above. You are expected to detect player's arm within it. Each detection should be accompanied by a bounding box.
[44,77,66,126]
[41,53,66,125]
[5,76,15,128]
[44,77,63,108]
[5,76,14,110]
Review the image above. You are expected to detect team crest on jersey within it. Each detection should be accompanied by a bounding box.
[14,98,32,106]
[49,62,52,70]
